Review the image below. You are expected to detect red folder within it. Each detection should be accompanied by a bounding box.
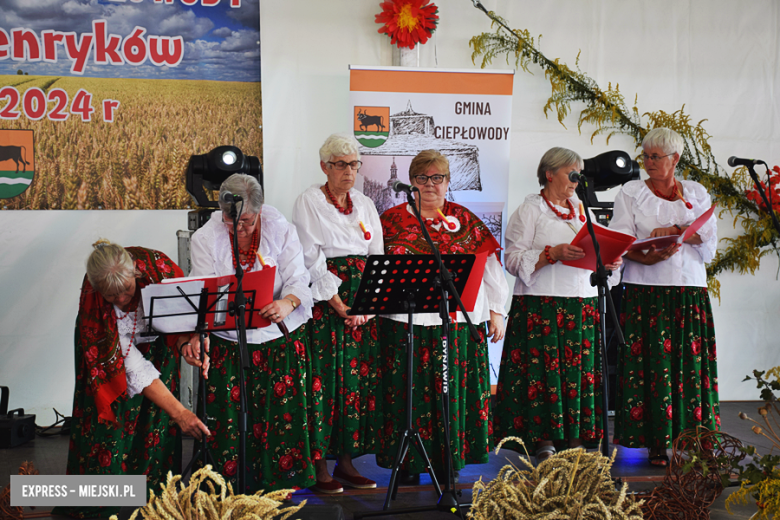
[458,251,487,313]
[160,267,276,330]
[561,223,636,272]
[627,204,716,252]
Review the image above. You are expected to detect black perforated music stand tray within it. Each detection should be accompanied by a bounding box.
[351,253,477,519]
[350,254,476,316]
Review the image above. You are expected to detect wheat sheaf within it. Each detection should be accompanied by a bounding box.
[468,437,644,520]
[109,465,305,520]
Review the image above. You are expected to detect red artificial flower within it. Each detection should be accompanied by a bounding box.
[375,0,439,50]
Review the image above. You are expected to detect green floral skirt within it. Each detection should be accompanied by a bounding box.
[374,317,492,473]
[196,325,318,492]
[613,284,720,449]
[54,336,181,519]
[493,295,604,451]
[308,256,381,457]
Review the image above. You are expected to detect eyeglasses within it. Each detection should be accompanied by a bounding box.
[222,214,257,228]
[327,160,363,171]
[641,153,675,162]
[412,174,447,185]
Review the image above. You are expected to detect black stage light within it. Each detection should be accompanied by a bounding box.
[185,146,263,208]
[185,146,263,231]
[580,150,640,209]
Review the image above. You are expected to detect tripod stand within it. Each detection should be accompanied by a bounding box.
[350,223,484,517]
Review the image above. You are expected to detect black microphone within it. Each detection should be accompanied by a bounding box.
[728,156,765,168]
[221,191,243,204]
[568,171,586,183]
[391,180,418,194]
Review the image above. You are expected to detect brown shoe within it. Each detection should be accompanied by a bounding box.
[333,465,377,489]
[312,478,344,494]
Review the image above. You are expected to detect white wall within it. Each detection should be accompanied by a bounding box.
[1,0,778,424]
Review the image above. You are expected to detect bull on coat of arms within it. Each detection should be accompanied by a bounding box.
[354,106,390,148]
[0,129,35,199]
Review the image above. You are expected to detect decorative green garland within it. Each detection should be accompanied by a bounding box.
[468,5,780,299]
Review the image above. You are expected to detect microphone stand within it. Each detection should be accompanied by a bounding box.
[228,201,252,493]
[575,180,624,457]
[413,188,480,514]
[746,163,780,236]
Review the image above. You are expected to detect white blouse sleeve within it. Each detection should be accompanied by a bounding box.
[276,221,314,311]
[608,187,638,238]
[504,204,544,287]
[367,201,385,255]
[482,253,509,316]
[688,184,717,263]
[292,194,342,302]
[124,345,160,398]
[189,225,216,277]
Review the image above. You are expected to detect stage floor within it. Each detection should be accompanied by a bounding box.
[1,401,769,519]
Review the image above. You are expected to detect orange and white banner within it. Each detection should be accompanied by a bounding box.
[350,65,514,383]
[350,65,513,247]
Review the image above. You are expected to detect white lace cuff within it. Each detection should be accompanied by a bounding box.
[125,348,160,398]
[284,284,314,314]
[310,271,342,302]
[518,249,543,287]
[489,301,507,316]
[692,220,718,263]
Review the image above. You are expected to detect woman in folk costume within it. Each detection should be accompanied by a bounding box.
[609,127,719,466]
[292,133,384,494]
[492,147,621,463]
[56,240,208,519]
[374,149,508,484]
[186,173,317,492]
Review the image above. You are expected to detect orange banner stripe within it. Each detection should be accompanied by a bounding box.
[350,69,514,96]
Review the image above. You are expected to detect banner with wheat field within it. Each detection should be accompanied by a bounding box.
[0,0,261,210]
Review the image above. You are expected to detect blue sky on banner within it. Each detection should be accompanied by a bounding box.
[0,0,260,82]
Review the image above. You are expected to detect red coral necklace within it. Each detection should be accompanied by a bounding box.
[324,184,353,215]
[650,179,693,209]
[229,228,259,270]
[115,307,139,358]
[541,190,576,220]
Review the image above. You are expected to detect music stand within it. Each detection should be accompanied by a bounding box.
[575,180,623,457]
[350,253,479,519]
[143,281,261,487]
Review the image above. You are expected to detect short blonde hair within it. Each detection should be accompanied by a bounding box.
[319,133,361,163]
[86,239,136,295]
[642,127,684,156]
[409,149,450,180]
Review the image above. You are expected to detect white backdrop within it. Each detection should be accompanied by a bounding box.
[1,0,779,425]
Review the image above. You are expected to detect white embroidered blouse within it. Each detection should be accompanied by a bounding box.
[608,179,716,287]
[292,185,384,302]
[115,301,159,398]
[189,205,314,343]
[505,192,615,298]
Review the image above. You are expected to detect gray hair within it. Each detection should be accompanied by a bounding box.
[218,173,264,215]
[319,133,361,163]
[537,147,584,186]
[86,239,136,295]
[642,127,684,156]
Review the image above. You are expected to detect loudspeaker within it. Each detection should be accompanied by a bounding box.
[0,386,36,448]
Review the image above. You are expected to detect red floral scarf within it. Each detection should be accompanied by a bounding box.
[76,247,183,424]
[380,201,501,258]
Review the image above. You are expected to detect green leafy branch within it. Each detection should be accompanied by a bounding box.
[468,3,780,297]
